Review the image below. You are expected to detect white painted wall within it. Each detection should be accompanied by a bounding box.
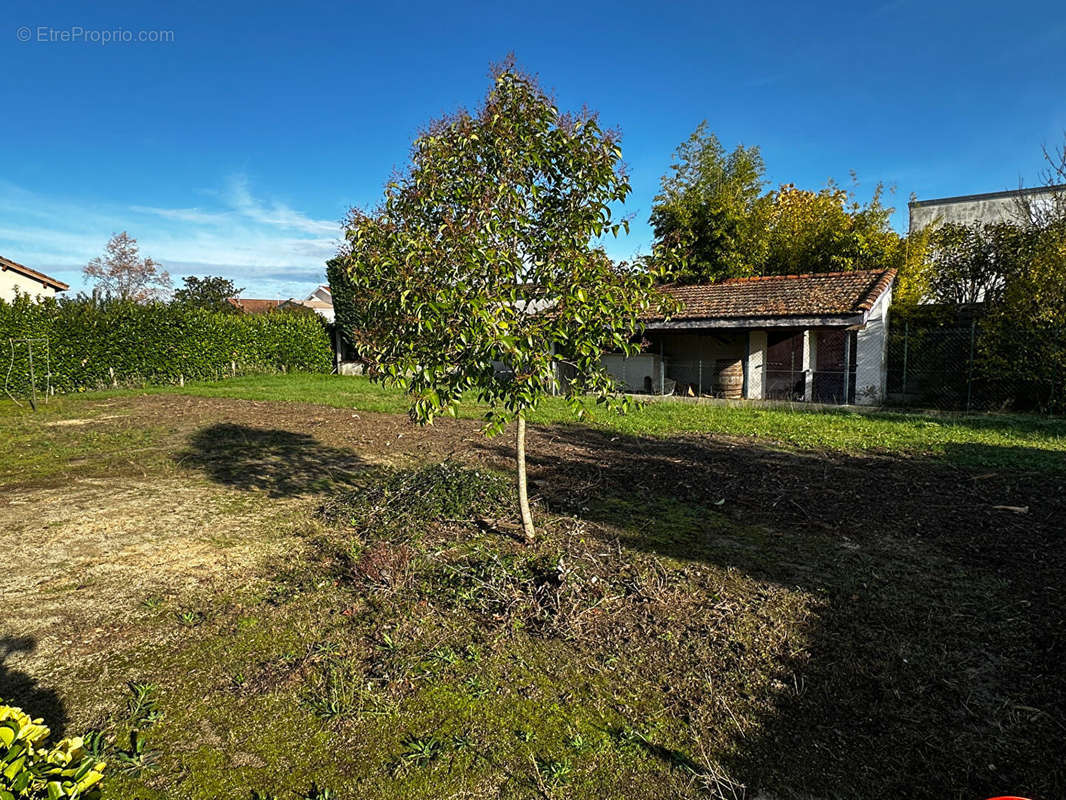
[909,188,1062,232]
[745,330,767,399]
[0,270,58,303]
[854,286,892,405]
[601,353,670,394]
[802,329,817,401]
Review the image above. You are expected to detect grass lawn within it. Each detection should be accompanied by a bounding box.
[139,372,1066,473]
[1,377,1063,799]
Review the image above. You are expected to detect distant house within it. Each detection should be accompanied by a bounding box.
[0,255,69,302]
[909,184,1066,231]
[281,285,335,322]
[602,269,896,406]
[230,286,335,322]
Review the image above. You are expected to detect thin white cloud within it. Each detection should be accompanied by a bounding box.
[224,175,339,235]
[0,175,344,298]
[129,206,231,225]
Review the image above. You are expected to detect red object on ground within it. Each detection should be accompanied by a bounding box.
[984,796,1032,800]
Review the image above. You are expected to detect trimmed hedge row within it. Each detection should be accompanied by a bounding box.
[0,295,333,396]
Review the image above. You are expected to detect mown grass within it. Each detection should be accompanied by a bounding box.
[6,396,1062,799]
[81,463,812,800]
[58,460,1061,800]
[40,372,1062,473]
[0,397,168,485]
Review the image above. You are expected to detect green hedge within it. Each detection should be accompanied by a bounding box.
[0,295,333,396]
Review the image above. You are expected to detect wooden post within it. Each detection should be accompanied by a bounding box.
[27,341,37,411]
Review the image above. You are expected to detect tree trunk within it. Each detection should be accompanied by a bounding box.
[516,413,536,543]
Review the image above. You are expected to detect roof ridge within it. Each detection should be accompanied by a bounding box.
[854,268,897,311]
[0,255,70,291]
[719,268,890,285]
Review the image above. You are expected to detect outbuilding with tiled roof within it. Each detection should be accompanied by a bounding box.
[599,269,896,406]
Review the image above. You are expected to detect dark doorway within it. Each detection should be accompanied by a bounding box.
[813,329,857,403]
[765,330,805,400]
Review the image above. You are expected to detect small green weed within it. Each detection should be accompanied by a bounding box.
[177,609,205,627]
[113,729,159,775]
[397,734,446,769]
[535,756,572,787]
[126,681,161,727]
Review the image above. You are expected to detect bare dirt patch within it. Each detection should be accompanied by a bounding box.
[0,393,482,690]
[2,392,1063,798]
[0,478,292,673]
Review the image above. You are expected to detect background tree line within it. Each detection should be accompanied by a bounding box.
[648,122,905,284]
[649,123,1065,410]
[79,231,251,313]
[887,140,1065,411]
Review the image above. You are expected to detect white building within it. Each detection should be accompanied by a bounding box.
[0,255,69,302]
[282,285,334,322]
[909,184,1066,232]
[612,270,896,405]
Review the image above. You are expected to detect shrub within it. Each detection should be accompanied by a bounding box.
[0,294,333,396]
[0,700,106,799]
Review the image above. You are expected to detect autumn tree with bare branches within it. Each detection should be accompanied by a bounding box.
[83,232,171,302]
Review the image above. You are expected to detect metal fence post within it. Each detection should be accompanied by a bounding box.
[901,321,909,398]
[659,340,664,395]
[966,318,976,412]
[698,359,702,397]
[27,340,37,411]
[842,332,851,405]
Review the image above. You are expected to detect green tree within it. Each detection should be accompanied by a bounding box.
[920,222,1025,305]
[650,128,903,283]
[892,222,937,307]
[980,136,1066,410]
[334,61,671,541]
[173,275,243,313]
[649,123,768,284]
[979,223,1065,410]
[761,179,903,276]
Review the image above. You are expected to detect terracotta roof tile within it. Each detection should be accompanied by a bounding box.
[229,298,283,314]
[650,269,896,322]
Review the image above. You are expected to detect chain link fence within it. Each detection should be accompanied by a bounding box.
[886,318,1055,412]
[598,356,858,404]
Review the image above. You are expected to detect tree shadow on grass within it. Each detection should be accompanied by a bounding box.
[941,440,1066,477]
[175,423,368,497]
[0,636,67,737]
[794,405,1066,441]
[480,424,1066,799]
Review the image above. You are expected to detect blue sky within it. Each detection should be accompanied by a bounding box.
[3,0,1064,299]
